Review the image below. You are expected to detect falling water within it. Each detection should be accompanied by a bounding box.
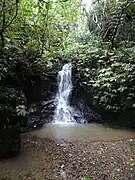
[54,63,76,124]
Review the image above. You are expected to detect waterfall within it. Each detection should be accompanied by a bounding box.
[54,63,76,124]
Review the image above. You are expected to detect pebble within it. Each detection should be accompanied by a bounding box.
[0,134,135,180]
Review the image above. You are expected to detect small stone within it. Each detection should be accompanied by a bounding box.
[110,157,114,159]
[60,171,66,179]
[69,153,72,157]
[116,169,120,172]
[130,162,135,167]
[61,164,64,168]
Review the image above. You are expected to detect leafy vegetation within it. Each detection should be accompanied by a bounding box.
[83,176,91,180]
[53,39,135,123]
[0,0,135,149]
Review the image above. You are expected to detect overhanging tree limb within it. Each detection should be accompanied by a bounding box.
[6,0,19,28]
[0,0,6,48]
[0,0,19,49]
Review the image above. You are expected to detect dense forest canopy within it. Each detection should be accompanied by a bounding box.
[0,0,81,53]
[0,0,135,130]
[1,0,135,50]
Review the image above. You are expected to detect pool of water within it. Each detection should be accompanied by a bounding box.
[1,123,135,180]
[31,123,135,141]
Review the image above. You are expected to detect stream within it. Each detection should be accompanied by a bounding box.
[1,124,135,180]
[32,123,135,141]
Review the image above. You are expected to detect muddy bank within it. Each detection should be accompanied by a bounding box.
[0,134,135,180]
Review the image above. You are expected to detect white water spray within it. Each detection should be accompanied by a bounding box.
[54,63,76,124]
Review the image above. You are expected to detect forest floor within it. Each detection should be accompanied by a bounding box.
[0,133,135,180]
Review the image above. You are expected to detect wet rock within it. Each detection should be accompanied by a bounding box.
[71,77,103,124]
[27,62,103,128]
[26,65,60,130]
[27,99,55,130]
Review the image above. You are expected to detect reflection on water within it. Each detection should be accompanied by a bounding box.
[31,123,135,141]
[0,123,135,180]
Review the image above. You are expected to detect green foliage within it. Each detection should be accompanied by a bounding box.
[16,105,27,116]
[55,40,135,118]
[1,0,80,53]
[83,176,91,180]
[82,0,135,46]
[0,85,27,128]
[92,60,135,112]
[0,0,135,127]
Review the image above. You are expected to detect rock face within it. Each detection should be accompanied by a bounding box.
[71,66,103,124]
[27,63,103,127]
[27,65,59,130]
[27,99,55,130]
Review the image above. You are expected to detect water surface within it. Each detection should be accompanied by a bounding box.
[31,123,135,141]
[1,123,135,180]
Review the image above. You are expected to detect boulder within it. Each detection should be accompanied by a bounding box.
[28,99,55,130]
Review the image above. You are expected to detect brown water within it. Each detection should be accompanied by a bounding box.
[31,123,135,141]
[1,123,135,180]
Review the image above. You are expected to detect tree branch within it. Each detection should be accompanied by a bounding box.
[110,2,129,49]
[0,0,6,48]
[6,0,19,28]
[0,2,17,14]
